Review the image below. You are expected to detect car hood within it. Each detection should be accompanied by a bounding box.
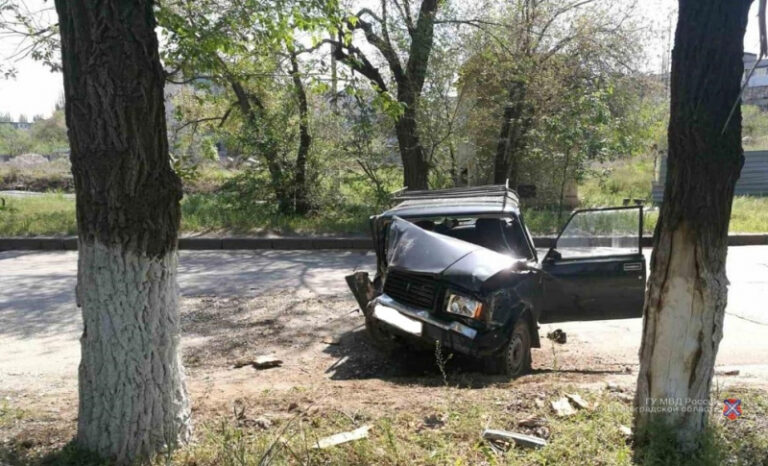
[386,217,525,291]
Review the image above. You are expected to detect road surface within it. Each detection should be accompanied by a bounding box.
[1,247,766,391]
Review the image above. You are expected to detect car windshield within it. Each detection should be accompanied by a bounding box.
[402,215,533,259]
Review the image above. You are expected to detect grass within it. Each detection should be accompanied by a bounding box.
[180,193,372,236]
[0,194,77,236]
[3,192,768,237]
[2,388,766,465]
[2,155,768,237]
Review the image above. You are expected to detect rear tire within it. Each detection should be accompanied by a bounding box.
[486,318,532,378]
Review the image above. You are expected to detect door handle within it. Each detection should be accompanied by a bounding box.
[623,262,643,272]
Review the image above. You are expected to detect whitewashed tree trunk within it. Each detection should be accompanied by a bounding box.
[634,0,751,449]
[77,242,190,460]
[54,0,191,462]
[635,226,727,445]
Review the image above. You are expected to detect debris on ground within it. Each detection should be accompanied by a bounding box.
[482,429,547,449]
[517,414,547,428]
[534,397,545,409]
[233,355,283,370]
[619,425,633,438]
[565,393,590,410]
[322,335,342,345]
[533,426,551,439]
[546,329,567,344]
[314,425,371,449]
[716,369,740,376]
[605,381,625,392]
[551,397,577,417]
[421,414,446,429]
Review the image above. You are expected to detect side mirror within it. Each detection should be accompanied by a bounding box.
[544,249,561,263]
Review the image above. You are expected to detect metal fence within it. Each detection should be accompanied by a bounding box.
[652,150,768,202]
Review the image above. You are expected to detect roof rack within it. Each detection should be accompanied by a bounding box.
[392,184,520,204]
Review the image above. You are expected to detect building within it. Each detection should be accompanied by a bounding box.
[743,52,768,107]
[652,150,768,202]
[0,121,32,130]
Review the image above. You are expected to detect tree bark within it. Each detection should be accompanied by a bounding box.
[55,0,191,462]
[290,52,312,214]
[634,0,751,449]
[493,79,533,186]
[395,94,430,190]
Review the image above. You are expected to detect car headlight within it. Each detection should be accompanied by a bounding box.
[446,293,483,319]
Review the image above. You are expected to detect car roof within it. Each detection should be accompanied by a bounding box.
[380,185,520,218]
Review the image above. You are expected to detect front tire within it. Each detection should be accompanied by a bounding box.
[487,318,532,378]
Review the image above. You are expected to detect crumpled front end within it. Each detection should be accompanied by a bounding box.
[346,217,540,357]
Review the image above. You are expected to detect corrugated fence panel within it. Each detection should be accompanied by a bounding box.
[652,151,768,202]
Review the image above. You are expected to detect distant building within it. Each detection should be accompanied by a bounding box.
[0,121,32,130]
[743,52,768,107]
[652,150,768,202]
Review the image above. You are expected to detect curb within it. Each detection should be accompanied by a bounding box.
[1,234,767,251]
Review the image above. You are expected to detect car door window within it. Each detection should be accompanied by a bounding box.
[555,207,641,259]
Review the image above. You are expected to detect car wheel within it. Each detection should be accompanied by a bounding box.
[487,318,532,378]
[364,314,403,353]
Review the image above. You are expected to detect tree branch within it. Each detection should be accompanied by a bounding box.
[348,11,404,82]
[330,35,389,93]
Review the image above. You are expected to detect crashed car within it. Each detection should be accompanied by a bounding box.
[347,185,646,377]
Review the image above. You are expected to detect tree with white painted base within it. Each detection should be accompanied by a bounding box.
[54,0,191,462]
[634,0,752,449]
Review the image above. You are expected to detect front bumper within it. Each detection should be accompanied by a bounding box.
[368,294,508,357]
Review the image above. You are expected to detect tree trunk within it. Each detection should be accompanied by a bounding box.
[395,106,429,190]
[290,52,312,214]
[229,79,292,213]
[634,0,750,449]
[493,79,532,186]
[55,0,191,462]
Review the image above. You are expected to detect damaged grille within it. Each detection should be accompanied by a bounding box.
[383,270,439,310]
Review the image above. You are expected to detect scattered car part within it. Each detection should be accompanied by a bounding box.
[565,393,590,410]
[314,425,371,449]
[551,397,576,417]
[233,355,282,370]
[546,329,567,344]
[482,428,547,449]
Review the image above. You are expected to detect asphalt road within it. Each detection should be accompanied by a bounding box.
[0,247,766,390]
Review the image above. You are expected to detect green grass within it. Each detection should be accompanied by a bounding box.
[145,388,768,466]
[2,192,768,237]
[0,402,26,429]
[3,156,768,237]
[4,388,764,465]
[0,194,77,236]
[181,193,372,235]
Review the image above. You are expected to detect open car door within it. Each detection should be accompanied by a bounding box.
[539,206,646,323]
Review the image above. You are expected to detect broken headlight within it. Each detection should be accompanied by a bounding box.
[446,293,483,319]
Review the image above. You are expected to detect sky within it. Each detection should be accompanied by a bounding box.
[0,0,765,120]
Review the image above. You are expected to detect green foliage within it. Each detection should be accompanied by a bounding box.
[0,111,68,156]
[0,194,77,236]
[742,104,768,150]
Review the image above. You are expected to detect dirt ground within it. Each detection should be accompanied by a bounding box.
[5,286,754,463]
